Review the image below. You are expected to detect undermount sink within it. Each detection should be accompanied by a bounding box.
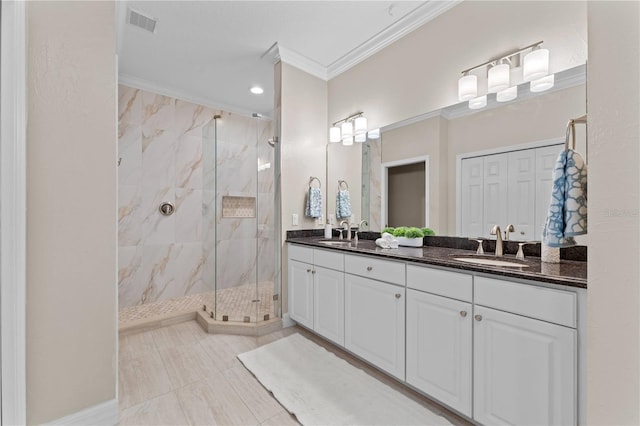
[317,240,352,246]
[453,257,529,268]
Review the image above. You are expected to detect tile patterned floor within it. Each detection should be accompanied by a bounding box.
[119,282,277,325]
[118,321,472,426]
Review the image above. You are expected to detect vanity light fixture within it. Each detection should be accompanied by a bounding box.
[329,112,371,146]
[458,41,554,110]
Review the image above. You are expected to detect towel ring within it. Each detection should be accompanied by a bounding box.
[338,180,349,190]
[564,114,587,152]
[309,176,321,189]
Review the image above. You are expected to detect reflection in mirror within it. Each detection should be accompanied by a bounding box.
[357,65,586,242]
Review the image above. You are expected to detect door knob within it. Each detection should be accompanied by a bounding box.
[367,266,373,271]
[474,314,483,322]
[460,311,467,317]
[395,293,401,299]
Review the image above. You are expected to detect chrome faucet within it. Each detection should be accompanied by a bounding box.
[504,224,515,241]
[354,220,368,244]
[339,220,350,240]
[490,225,503,257]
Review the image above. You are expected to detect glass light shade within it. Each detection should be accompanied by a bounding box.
[523,48,549,82]
[496,86,518,102]
[341,121,353,140]
[354,116,367,135]
[367,128,380,139]
[329,126,341,143]
[458,74,477,101]
[342,137,354,146]
[530,74,555,92]
[355,133,367,143]
[468,95,487,110]
[488,63,510,93]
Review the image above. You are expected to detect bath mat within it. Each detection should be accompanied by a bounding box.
[237,333,452,425]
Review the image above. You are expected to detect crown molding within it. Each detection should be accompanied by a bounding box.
[382,109,442,133]
[327,0,462,80]
[276,45,328,81]
[118,73,272,119]
[274,1,460,82]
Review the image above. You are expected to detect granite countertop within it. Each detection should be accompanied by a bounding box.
[286,237,587,289]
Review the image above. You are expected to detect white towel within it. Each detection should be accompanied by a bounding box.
[542,149,587,247]
[380,233,399,248]
[375,238,391,249]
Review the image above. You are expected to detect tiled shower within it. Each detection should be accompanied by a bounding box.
[117,85,279,326]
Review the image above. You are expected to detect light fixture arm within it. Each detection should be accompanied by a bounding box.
[460,40,543,75]
[332,111,364,127]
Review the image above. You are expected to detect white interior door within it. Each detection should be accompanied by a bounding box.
[460,157,484,238]
[507,149,536,240]
[535,144,563,240]
[483,154,508,238]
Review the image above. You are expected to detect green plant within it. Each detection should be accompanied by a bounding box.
[404,227,424,238]
[392,226,408,237]
[382,227,395,235]
[421,227,436,236]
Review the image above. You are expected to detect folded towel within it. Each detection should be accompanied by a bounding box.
[542,149,587,248]
[305,187,322,218]
[375,238,391,249]
[336,189,351,220]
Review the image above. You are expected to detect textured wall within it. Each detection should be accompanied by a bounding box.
[26,1,117,423]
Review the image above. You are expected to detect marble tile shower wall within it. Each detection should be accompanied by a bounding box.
[118,85,275,309]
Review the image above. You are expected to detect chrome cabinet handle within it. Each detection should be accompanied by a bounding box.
[460,311,467,317]
[475,314,483,322]
[395,293,401,299]
[366,266,373,271]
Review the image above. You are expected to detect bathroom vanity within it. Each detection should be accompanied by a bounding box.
[286,238,586,425]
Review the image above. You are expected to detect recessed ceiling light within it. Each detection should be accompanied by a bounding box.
[250,86,264,95]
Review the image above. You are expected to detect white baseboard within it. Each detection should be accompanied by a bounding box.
[282,313,296,328]
[46,399,118,426]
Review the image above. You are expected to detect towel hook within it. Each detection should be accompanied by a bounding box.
[309,176,321,189]
[338,180,349,190]
[565,114,587,152]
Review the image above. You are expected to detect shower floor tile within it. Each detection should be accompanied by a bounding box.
[119,281,276,327]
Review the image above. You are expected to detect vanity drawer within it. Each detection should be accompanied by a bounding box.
[406,264,472,302]
[314,248,344,271]
[474,276,577,328]
[344,254,405,286]
[288,244,313,264]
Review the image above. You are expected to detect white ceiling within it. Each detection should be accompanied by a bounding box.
[117,1,458,116]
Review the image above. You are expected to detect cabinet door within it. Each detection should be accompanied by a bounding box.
[406,290,472,417]
[483,153,508,238]
[461,157,484,237]
[474,305,577,426]
[507,149,536,240]
[313,266,345,346]
[288,259,313,329]
[344,274,405,380]
[535,144,563,240]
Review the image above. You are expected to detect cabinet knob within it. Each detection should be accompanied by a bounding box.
[474,314,483,322]
[306,269,312,273]
[460,310,467,317]
[395,293,401,299]
[311,270,316,274]
[366,266,373,271]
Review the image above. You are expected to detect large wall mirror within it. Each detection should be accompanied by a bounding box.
[327,64,587,242]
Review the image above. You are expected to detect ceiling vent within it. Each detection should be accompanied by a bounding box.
[127,8,157,34]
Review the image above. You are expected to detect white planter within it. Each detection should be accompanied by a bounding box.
[397,237,423,247]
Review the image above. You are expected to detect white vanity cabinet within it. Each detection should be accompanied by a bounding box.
[473,276,577,426]
[406,265,473,417]
[344,255,406,380]
[288,245,345,344]
[288,245,315,329]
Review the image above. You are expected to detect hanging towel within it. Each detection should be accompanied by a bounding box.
[305,187,322,218]
[542,149,587,248]
[336,189,351,220]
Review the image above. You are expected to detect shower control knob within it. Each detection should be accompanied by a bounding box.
[159,202,175,216]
